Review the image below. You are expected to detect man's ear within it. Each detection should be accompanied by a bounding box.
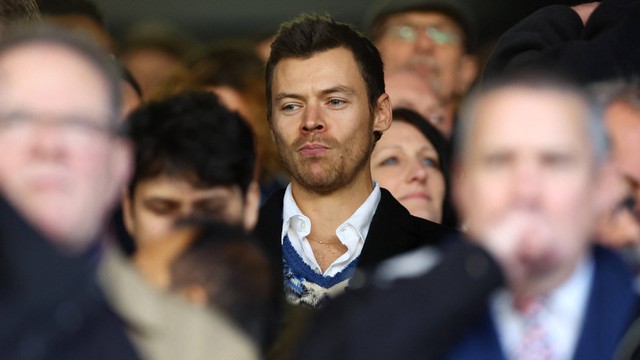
[243,180,261,231]
[373,93,393,134]
[122,190,135,237]
[107,138,133,208]
[456,54,479,95]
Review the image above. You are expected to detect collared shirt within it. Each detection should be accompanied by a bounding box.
[281,182,381,277]
[491,255,594,360]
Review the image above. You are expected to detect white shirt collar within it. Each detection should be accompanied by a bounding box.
[491,255,594,360]
[281,182,382,276]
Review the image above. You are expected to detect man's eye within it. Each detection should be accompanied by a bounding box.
[328,99,345,107]
[146,201,177,215]
[282,104,300,112]
[0,111,31,127]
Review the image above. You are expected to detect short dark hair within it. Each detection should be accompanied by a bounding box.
[0,0,40,31]
[265,14,385,121]
[0,24,121,119]
[170,221,272,344]
[126,91,256,196]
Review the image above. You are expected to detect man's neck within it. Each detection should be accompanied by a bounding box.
[291,173,374,238]
[510,252,588,299]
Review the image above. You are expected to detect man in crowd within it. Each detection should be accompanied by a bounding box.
[594,81,640,250]
[0,25,137,358]
[257,14,519,359]
[366,0,478,137]
[297,71,639,360]
[445,73,638,359]
[122,90,260,251]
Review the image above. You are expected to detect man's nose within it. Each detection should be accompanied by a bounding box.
[301,104,326,133]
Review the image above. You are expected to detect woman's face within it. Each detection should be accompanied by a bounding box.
[372,120,446,223]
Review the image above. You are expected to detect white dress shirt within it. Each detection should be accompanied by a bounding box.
[280,182,381,277]
[491,256,594,360]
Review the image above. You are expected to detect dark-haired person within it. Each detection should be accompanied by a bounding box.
[371,108,456,227]
[104,90,262,359]
[256,14,517,359]
[122,90,260,251]
[170,222,273,346]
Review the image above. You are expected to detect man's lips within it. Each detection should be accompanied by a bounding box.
[298,143,329,156]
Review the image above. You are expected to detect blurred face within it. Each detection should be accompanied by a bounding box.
[384,69,449,136]
[270,47,391,194]
[372,121,445,222]
[124,175,257,249]
[598,101,640,246]
[0,43,130,250]
[455,87,600,290]
[375,11,477,100]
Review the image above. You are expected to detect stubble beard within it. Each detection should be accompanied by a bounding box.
[276,130,374,196]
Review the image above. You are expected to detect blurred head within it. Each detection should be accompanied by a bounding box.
[266,14,392,194]
[368,0,478,101]
[384,68,449,136]
[372,108,453,225]
[453,73,609,294]
[0,26,130,251]
[123,91,259,249]
[155,42,283,183]
[592,81,640,248]
[170,222,272,343]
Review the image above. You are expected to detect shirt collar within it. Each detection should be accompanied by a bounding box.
[281,182,382,243]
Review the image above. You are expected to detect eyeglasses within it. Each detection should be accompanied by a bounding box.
[383,24,462,45]
[0,110,117,145]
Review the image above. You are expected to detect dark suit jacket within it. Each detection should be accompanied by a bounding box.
[256,187,457,283]
[445,246,639,360]
[484,0,640,84]
[0,198,139,360]
[257,187,503,359]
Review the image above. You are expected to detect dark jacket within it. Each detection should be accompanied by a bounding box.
[445,246,639,360]
[484,0,640,84]
[0,198,139,360]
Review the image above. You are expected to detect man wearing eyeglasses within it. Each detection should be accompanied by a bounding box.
[365,0,478,137]
[0,26,131,253]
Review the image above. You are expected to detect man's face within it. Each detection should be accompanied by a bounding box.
[384,69,449,136]
[270,47,391,194]
[0,43,129,250]
[124,175,256,249]
[375,11,477,101]
[606,102,640,211]
[455,87,600,289]
[599,101,640,246]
